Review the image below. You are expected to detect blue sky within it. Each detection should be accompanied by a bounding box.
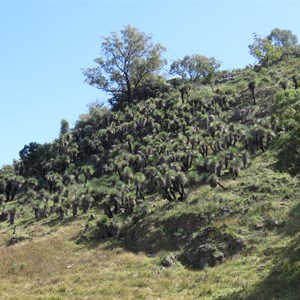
[1,1,300,166]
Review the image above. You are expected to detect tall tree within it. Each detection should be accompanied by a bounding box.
[267,28,298,48]
[249,33,282,66]
[83,25,166,110]
[249,29,299,66]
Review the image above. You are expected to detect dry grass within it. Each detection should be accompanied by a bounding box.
[0,216,289,300]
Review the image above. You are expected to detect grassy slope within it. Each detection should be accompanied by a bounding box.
[1,57,300,299]
[1,152,300,299]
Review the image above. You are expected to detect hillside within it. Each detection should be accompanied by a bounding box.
[1,27,300,299]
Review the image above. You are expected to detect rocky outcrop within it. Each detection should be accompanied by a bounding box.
[182,227,245,269]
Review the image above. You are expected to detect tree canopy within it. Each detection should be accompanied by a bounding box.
[249,28,300,66]
[83,25,166,110]
[169,54,221,84]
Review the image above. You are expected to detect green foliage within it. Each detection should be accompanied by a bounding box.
[83,25,166,110]
[249,29,300,67]
[274,90,300,129]
[249,33,282,66]
[273,90,300,175]
[268,28,298,51]
[59,119,70,137]
[170,54,221,84]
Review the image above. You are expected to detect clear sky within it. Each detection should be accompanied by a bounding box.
[1,0,300,166]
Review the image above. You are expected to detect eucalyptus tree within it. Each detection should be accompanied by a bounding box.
[268,28,298,49]
[170,54,221,84]
[83,25,166,110]
[249,33,282,66]
[249,29,299,66]
[19,142,54,177]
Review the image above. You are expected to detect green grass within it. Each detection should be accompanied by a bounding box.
[0,153,300,299]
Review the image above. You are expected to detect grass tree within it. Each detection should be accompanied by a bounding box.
[45,173,62,194]
[81,165,94,187]
[248,81,257,105]
[208,174,226,190]
[81,193,93,214]
[5,178,23,202]
[133,172,146,201]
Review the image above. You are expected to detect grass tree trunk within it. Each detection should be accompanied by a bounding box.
[248,81,256,105]
[58,207,64,221]
[82,198,91,214]
[72,203,79,217]
[9,209,16,225]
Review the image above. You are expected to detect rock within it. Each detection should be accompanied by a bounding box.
[233,109,248,121]
[253,223,265,230]
[227,238,245,255]
[220,206,233,216]
[257,265,265,271]
[248,184,259,192]
[198,227,216,241]
[161,255,177,268]
[186,244,219,269]
[265,219,279,230]
[212,251,225,265]
[88,214,95,221]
